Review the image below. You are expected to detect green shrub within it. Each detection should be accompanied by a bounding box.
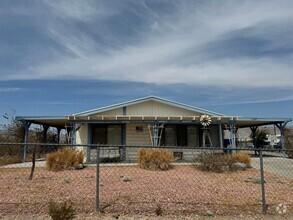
[48,200,76,220]
[230,152,251,167]
[46,147,84,171]
[194,152,232,173]
[138,148,175,171]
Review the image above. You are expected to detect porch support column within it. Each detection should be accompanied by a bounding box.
[86,124,92,163]
[57,127,61,144]
[276,122,289,158]
[121,124,126,161]
[66,126,71,144]
[42,125,49,143]
[22,121,31,162]
[71,123,77,145]
[250,126,258,155]
[153,123,159,146]
[42,125,49,155]
[219,123,224,149]
[229,120,236,153]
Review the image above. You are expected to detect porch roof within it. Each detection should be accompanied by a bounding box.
[15,116,69,128]
[16,115,291,129]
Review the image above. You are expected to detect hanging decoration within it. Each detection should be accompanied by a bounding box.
[199,115,212,127]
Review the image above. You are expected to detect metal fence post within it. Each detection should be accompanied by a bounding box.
[259,150,267,213]
[96,144,100,211]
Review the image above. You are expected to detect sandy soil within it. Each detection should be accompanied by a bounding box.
[0,165,292,218]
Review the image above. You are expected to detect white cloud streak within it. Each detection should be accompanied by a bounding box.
[1,0,293,89]
[0,87,22,92]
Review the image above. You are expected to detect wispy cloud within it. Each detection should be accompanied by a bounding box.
[1,0,293,90]
[0,87,22,92]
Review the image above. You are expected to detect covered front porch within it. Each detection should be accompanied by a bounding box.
[15,115,291,163]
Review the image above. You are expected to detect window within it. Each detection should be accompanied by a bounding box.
[92,124,121,145]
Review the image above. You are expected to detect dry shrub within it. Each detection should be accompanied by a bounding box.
[0,145,23,166]
[0,155,22,166]
[194,152,231,173]
[48,200,76,220]
[46,147,84,171]
[138,148,175,171]
[230,152,251,167]
[194,152,252,173]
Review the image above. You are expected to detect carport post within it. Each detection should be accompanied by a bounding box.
[22,121,31,162]
[96,144,100,211]
[276,122,289,159]
[259,150,267,213]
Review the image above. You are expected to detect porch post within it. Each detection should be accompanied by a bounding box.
[42,125,49,155]
[230,120,236,153]
[276,122,289,159]
[121,124,126,161]
[66,126,71,144]
[42,125,49,143]
[71,123,76,145]
[86,124,92,163]
[57,127,61,144]
[22,121,31,162]
[153,123,159,146]
[219,123,224,149]
[250,126,258,155]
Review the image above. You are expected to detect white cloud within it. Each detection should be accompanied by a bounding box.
[2,0,293,89]
[0,87,22,92]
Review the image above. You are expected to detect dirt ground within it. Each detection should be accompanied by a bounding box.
[0,213,292,220]
[0,165,292,218]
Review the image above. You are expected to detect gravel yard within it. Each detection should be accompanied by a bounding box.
[0,165,292,217]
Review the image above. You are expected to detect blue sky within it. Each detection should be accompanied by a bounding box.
[0,0,293,125]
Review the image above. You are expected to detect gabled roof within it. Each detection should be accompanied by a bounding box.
[73,96,225,117]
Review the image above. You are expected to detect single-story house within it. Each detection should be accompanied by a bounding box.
[16,96,291,162]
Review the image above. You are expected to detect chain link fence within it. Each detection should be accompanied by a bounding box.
[0,143,292,217]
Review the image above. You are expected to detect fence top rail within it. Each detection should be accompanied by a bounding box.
[0,142,292,152]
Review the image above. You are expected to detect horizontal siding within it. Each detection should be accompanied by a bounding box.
[126,123,152,145]
[94,108,122,116]
[210,125,220,147]
[124,148,208,163]
[126,101,202,116]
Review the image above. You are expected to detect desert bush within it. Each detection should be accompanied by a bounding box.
[155,204,163,216]
[138,148,175,171]
[48,200,76,220]
[230,152,251,167]
[194,152,252,173]
[0,145,23,166]
[0,155,22,166]
[46,147,84,171]
[194,152,232,173]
